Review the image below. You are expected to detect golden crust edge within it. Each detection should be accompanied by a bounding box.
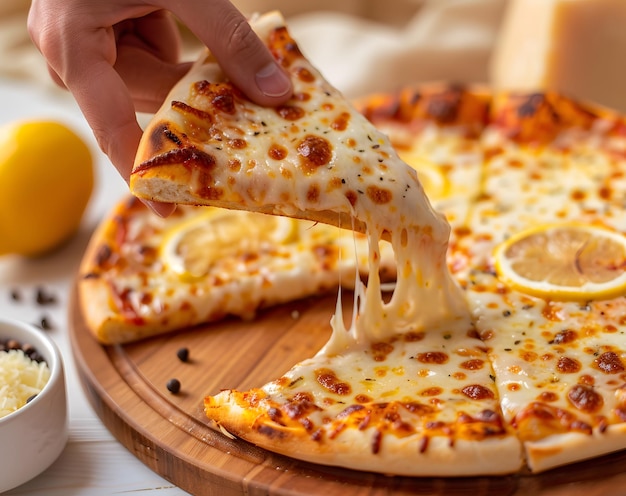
[204,392,524,477]
[524,424,626,473]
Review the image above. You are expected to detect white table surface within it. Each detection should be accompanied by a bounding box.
[0,78,190,495]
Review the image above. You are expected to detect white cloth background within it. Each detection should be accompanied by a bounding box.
[0,0,507,98]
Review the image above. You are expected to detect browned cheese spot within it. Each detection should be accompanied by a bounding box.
[306,183,320,203]
[134,147,216,176]
[579,374,595,386]
[257,424,288,439]
[366,185,393,205]
[268,144,288,161]
[420,387,443,397]
[228,138,247,149]
[556,356,582,374]
[519,350,538,362]
[512,401,593,440]
[371,341,395,362]
[228,159,242,172]
[295,67,316,83]
[599,185,612,200]
[297,135,332,174]
[331,112,351,131]
[537,391,559,402]
[400,227,409,248]
[416,351,449,365]
[315,368,351,395]
[325,176,343,193]
[460,359,485,370]
[461,384,495,400]
[276,105,305,121]
[92,243,114,271]
[170,102,215,142]
[542,302,566,322]
[404,331,425,342]
[550,329,578,345]
[568,384,603,413]
[269,26,304,68]
[403,401,436,417]
[171,100,213,123]
[193,81,237,114]
[426,90,461,124]
[145,123,183,157]
[595,351,625,374]
[345,190,358,207]
[283,392,320,420]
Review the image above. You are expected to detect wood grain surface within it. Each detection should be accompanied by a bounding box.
[69,286,626,496]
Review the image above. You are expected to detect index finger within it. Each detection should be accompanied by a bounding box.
[70,59,176,216]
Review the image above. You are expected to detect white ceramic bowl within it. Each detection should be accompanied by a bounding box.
[0,317,68,493]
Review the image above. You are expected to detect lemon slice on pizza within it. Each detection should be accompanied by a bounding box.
[494,223,626,300]
[161,208,296,281]
[398,153,450,199]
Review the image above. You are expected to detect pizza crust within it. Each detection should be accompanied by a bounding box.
[206,392,524,477]
[524,425,626,473]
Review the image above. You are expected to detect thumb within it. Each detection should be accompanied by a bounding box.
[171,1,292,106]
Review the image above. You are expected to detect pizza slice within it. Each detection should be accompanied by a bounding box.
[78,196,396,344]
[130,12,432,236]
[205,312,523,476]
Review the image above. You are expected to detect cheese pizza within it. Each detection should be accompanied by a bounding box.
[79,9,626,478]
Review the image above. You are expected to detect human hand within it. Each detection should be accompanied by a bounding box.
[28,0,293,215]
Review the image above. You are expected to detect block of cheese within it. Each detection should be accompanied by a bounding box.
[490,0,626,113]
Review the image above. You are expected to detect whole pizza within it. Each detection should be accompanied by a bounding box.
[78,11,626,478]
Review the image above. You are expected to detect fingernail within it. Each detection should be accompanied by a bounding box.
[143,199,176,218]
[255,62,291,98]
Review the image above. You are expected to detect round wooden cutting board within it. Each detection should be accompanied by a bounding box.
[69,287,626,496]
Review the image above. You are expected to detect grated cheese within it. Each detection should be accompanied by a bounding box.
[0,349,50,419]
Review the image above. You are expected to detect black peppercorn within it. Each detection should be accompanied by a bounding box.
[166,378,181,394]
[176,347,189,363]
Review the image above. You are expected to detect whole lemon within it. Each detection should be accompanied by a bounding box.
[0,120,94,257]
